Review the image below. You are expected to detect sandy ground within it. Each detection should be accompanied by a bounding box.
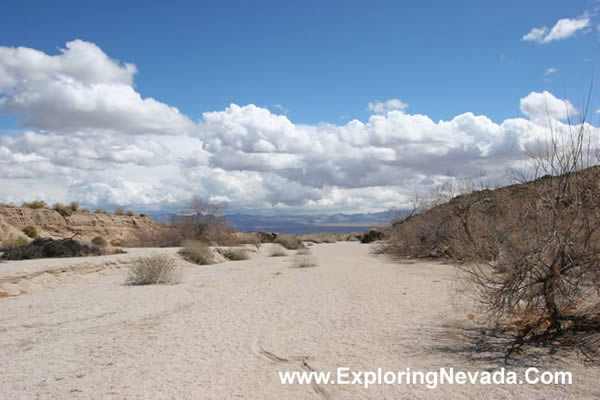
[0,242,598,399]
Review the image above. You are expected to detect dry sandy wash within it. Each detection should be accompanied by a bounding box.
[1,242,598,399]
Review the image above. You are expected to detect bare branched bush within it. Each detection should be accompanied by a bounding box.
[126,254,179,285]
[179,240,214,265]
[460,112,600,361]
[124,226,184,247]
[171,196,238,245]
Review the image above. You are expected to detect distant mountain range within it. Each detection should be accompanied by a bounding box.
[145,210,408,234]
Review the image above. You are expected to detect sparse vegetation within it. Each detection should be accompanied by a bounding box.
[114,206,125,215]
[1,236,29,249]
[69,201,79,212]
[269,244,288,257]
[179,240,214,265]
[21,200,47,209]
[1,238,101,260]
[126,210,135,216]
[94,209,106,214]
[91,236,108,248]
[126,254,179,285]
[79,208,90,213]
[218,247,249,261]
[291,250,317,268]
[274,234,303,250]
[384,108,600,361]
[22,225,38,239]
[124,226,183,247]
[52,202,73,217]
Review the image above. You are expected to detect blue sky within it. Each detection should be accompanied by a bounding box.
[1,0,597,126]
[0,1,599,212]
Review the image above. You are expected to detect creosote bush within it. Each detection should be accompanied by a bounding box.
[22,225,39,239]
[126,254,179,285]
[179,240,214,265]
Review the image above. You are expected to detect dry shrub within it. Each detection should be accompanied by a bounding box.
[235,232,262,248]
[126,210,135,216]
[22,225,38,239]
[291,250,317,268]
[126,254,179,285]
[52,202,73,217]
[79,208,90,213]
[1,236,29,249]
[125,226,183,247]
[21,200,47,209]
[69,201,79,211]
[91,236,108,248]
[275,234,303,250]
[218,247,249,261]
[179,240,214,265]
[360,230,385,243]
[269,244,288,257]
[94,209,106,214]
[385,110,600,361]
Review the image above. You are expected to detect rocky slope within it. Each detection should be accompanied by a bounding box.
[0,207,160,243]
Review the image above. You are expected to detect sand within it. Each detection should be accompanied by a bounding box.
[0,242,598,399]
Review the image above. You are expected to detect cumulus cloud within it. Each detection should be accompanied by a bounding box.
[522,16,590,43]
[520,91,577,120]
[367,98,408,114]
[0,40,596,212]
[0,40,196,135]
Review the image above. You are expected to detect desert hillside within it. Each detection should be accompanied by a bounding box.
[0,207,159,243]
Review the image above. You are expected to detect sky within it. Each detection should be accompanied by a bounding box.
[0,0,599,213]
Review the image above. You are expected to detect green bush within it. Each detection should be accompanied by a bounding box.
[179,240,214,265]
[79,208,90,213]
[94,209,105,214]
[22,225,38,239]
[126,210,135,216]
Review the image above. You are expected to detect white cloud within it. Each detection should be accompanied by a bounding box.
[368,98,408,114]
[0,40,196,135]
[520,91,577,120]
[0,41,596,212]
[523,16,590,43]
[544,67,557,77]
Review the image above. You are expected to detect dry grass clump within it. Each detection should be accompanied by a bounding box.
[290,248,317,268]
[22,225,38,239]
[235,232,262,248]
[218,247,249,261]
[179,240,214,265]
[91,236,108,248]
[126,254,179,285]
[275,234,303,250]
[269,244,288,257]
